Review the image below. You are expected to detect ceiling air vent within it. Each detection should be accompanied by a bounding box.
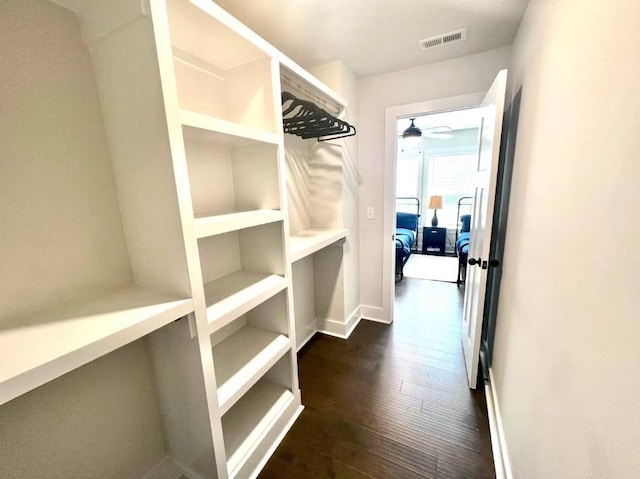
[419,28,467,51]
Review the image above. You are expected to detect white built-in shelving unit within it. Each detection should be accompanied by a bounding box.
[0,0,353,477]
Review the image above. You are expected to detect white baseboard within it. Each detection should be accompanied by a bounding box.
[344,306,362,337]
[316,306,361,339]
[486,368,513,479]
[360,305,390,323]
[362,316,392,324]
[144,457,199,479]
[296,321,317,351]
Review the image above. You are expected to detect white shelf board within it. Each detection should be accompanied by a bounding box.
[0,286,193,405]
[194,209,283,239]
[180,109,279,146]
[214,325,290,415]
[168,2,269,72]
[178,0,347,110]
[222,380,294,476]
[204,271,287,331]
[289,228,348,262]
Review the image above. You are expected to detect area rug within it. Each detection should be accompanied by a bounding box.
[402,254,459,282]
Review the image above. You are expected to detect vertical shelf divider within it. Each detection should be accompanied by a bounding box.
[151,1,306,477]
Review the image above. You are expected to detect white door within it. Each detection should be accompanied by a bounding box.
[462,70,508,388]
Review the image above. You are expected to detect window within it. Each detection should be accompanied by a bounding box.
[427,154,476,227]
[396,150,422,212]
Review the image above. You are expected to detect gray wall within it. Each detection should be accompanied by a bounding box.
[492,0,640,477]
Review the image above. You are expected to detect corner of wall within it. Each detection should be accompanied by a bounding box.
[308,59,361,319]
[316,305,362,339]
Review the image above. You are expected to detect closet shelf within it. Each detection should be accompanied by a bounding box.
[0,286,193,406]
[194,209,283,238]
[168,3,269,75]
[290,228,348,262]
[222,380,295,477]
[204,271,287,331]
[214,326,290,415]
[180,109,279,146]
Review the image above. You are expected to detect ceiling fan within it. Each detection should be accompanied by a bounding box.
[401,119,454,139]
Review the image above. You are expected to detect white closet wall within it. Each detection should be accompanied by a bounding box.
[0,1,356,478]
[283,64,360,349]
[0,0,133,320]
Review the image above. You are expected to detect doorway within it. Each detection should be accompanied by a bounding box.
[383,70,509,390]
[381,92,485,323]
[391,106,483,398]
[395,108,483,284]
[390,103,494,461]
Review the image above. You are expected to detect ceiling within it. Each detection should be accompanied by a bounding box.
[214,0,530,78]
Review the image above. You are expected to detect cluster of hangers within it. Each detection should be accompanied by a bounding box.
[281,91,356,142]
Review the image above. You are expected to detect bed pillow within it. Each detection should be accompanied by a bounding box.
[396,212,419,230]
[460,214,471,233]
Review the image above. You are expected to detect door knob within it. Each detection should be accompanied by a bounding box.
[489,259,500,267]
[468,257,481,266]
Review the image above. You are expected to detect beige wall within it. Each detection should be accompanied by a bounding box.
[492,0,640,477]
[357,47,511,315]
[0,0,133,321]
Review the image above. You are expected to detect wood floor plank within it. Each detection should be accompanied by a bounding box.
[282,408,437,479]
[260,277,495,478]
[259,441,374,479]
[436,456,496,479]
[302,387,491,457]
[311,335,465,370]
[301,379,419,414]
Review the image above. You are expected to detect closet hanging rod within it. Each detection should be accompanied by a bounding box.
[281,72,342,116]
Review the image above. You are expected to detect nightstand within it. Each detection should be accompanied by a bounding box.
[422,227,446,255]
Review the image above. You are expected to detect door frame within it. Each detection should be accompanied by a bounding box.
[480,86,522,381]
[382,92,485,323]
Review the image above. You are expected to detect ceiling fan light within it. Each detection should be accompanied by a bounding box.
[423,125,454,139]
[402,119,422,138]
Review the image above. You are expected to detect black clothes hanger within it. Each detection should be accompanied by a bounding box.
[281,91,356,142]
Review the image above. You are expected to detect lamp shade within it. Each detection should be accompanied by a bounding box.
[402,119,422,138]
[428,195,444,210]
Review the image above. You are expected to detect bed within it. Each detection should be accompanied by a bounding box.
[396,197,420,280]
[456,196,473,284]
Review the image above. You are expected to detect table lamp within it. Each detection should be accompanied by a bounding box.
[428,195,444,227]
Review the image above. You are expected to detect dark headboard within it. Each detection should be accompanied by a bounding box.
[396,197,420,252]
[456,196,473,242]
[396,196,420,216]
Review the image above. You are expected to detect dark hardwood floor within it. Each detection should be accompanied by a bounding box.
[259,278,495,478]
